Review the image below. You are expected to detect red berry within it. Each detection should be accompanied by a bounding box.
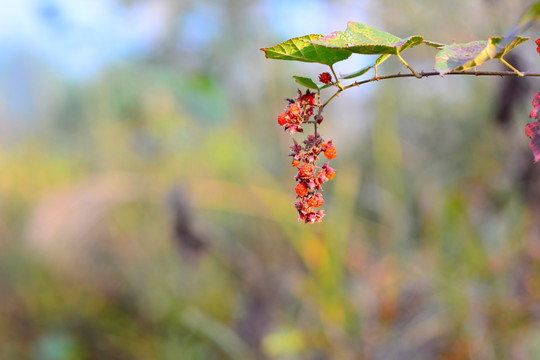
[536,38,540,55]
[324,145,337,159]
[532,92,540,120]
[531,135,540,163]
[307,193,324,207]
[299,90,316,105]
[319,72,332,84]
[288,103,301,118]
[277,112,288,126]
[326,169,336,180]
[526,122,539,138]
[298,163,314,177]
[295,183,309,197]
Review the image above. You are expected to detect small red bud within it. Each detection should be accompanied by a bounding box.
[318,72,332,84]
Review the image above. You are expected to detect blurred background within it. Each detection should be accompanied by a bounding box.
[2,0,540,359]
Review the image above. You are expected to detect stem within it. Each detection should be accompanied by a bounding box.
[347,70,540,90]
[330,65,344,90]
[319,70,540,110]
[499,57,524,77]
[320,88,343,110]
[314,92,322,138]
[396,52,421,78]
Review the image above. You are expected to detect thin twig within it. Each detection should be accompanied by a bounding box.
[320,70,540,109]
[330,64,344,90]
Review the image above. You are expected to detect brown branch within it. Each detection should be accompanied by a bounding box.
[320,70,540,110]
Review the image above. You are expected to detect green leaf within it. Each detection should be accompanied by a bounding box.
[260,34,352,66]
[434,40,487,74]
[423,40,445,49]
[497,1,540,57]
[293,76,319,89]
[434,36,529,74]
[340,54,391,79]
[517,0,540,28]
[488,36,529,58]
[310,22,424,55]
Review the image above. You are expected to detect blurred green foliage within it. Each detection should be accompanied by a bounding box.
[2,1,540,359]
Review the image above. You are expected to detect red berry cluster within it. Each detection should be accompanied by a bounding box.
[526,91,540,162]
[276,90,318,134]
[289,133,336,223]
[276,75,339,223]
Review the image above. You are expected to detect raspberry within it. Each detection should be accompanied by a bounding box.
[531,135,540,163]
[295,183,309,197]
[307,193,324,207]
[319,72,332,84]
[324,145,337,159]
[288,103,301,118]
[277,112,288,126]
[298,89,316,104]
[321,163,336,180]
[326,170,336,180]
[306,210,325,223]
[298,163,314,177]
[526,122,539,138]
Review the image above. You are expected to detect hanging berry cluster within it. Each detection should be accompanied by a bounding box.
[526,91,540,163]
[277,72,337,224]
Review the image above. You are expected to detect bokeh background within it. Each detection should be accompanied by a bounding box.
[2,0,540,359]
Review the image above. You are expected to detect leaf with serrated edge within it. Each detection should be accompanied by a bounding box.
[489,36,529,58]
[293,76,319,89]
[434,36,528,74]
[340,54,390,79]
[261,34,351,66]
[311,22,424,55]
